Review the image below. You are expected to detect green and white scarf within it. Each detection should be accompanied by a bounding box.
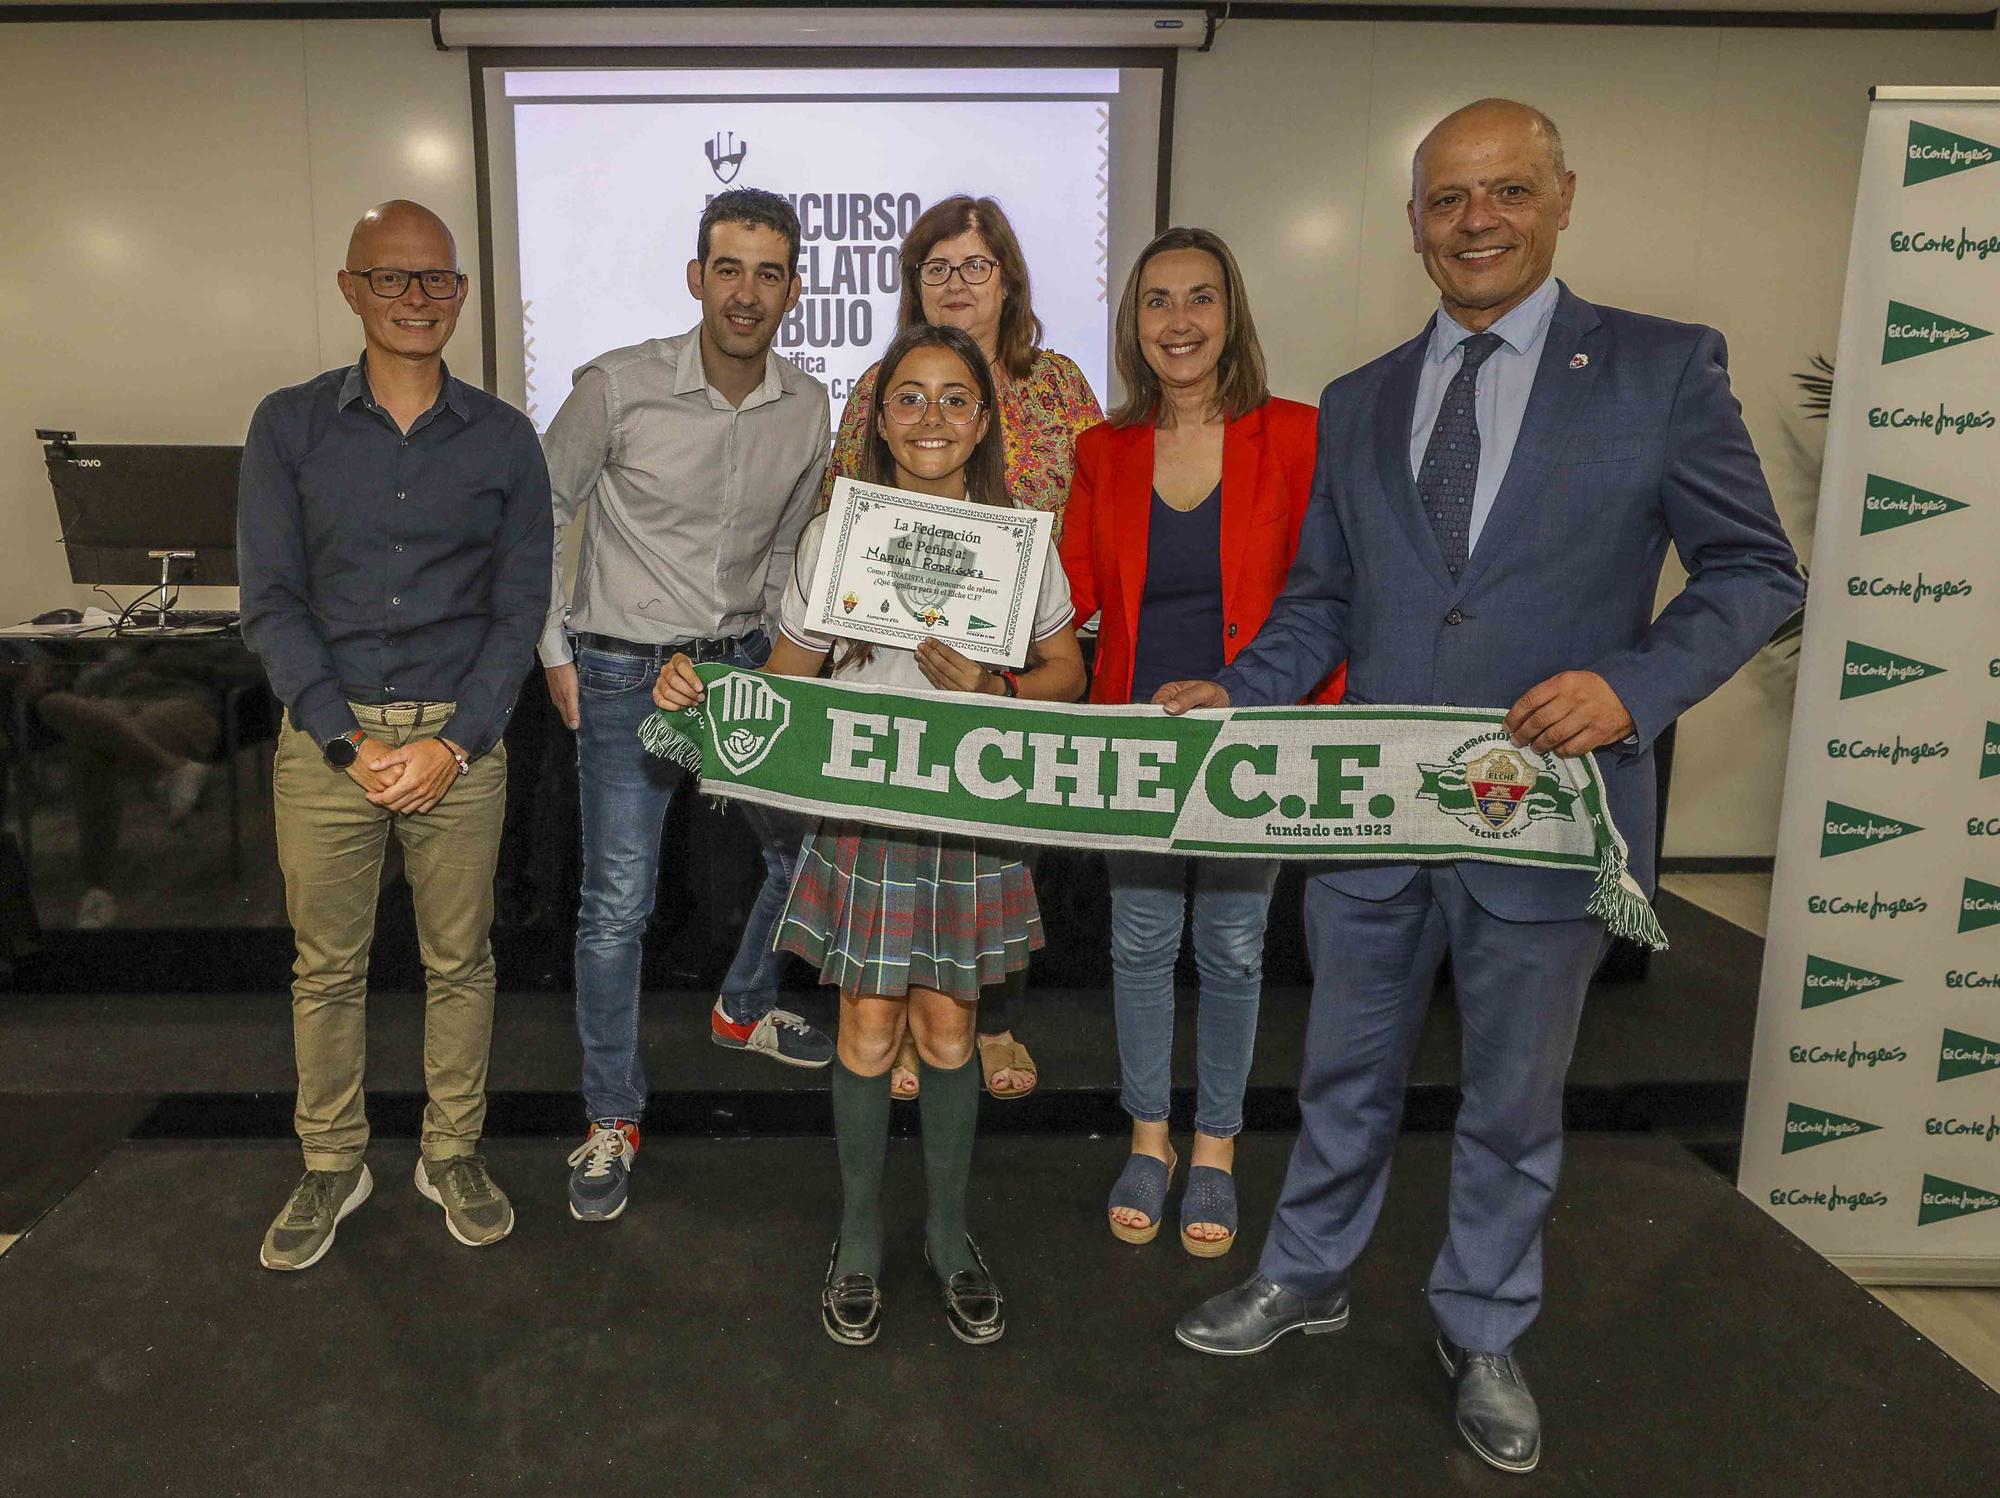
[640,664,1666,950]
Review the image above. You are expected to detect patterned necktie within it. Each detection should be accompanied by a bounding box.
[1416,331,1505,576]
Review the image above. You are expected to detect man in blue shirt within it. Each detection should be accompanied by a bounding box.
[238,200,553,1271]
[1161,102,1801,1472]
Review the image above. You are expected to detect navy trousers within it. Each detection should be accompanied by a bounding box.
[1258,864,1607,1355]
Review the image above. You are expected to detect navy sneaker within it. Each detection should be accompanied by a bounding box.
[566,1119,639,1221]
[711,998,835,1069]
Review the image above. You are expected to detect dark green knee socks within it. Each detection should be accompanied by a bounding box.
[919,1052,981,1279]
[832,1049,982,1282]
[831,1059,890,1280]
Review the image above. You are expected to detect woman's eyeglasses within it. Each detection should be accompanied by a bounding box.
[915,256,998,288]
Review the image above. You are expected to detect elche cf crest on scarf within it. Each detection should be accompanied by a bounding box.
[1417,731,1580,839]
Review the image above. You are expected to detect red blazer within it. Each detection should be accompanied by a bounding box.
[1059,398,1347,705]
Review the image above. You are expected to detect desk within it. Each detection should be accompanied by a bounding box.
[0,627,814,996]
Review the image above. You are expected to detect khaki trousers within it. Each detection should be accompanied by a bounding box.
[273,701,507,1170]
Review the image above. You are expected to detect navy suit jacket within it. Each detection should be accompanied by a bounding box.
[1217,282,1803,923]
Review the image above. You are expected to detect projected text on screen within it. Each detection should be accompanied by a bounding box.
[502,69,1122,428]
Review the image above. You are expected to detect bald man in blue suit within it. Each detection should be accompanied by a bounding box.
[1159,100,1801,1474]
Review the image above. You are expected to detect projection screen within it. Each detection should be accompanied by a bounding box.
[473,53,1173,427]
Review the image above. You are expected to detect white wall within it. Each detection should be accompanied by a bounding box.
[3,15,1998,854]
[0,19,479,616]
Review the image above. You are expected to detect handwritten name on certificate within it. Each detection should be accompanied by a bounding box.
[805,477,1054,668]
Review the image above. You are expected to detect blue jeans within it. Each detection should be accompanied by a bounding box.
[1105,850,1279,1138]
[572,636,803,1122]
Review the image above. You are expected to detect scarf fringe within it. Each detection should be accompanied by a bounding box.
[638,710,705,777]
[1587,846,1669,952]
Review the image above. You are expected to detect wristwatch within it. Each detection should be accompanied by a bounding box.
[322,729,366,769]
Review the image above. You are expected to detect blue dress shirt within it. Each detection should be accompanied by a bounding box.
[237,358,553,758]
[1407,275,1561,556]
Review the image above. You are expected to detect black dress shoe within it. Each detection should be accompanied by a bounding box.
[925,1236,1005,1345]
[1174,1272,1350,1356]
[820,1242,882,1347]
[1436,1337,1541,1474]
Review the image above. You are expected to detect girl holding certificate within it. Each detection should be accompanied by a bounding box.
[652,324,1085,1347]
[1058,227,1343,1258]
[827,196,1101,1104]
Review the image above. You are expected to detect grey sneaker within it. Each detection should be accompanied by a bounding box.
[260,1162,373,1271]
[413,1154,515,1247]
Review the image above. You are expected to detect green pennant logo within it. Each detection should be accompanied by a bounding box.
[1821,801,1921,858]
[1861,474,1969,536]
[1918,1172,2000,1225]
[1905,121,2000,186]
[1964,878,2000,934]
[1981,723,2000,781]
[1782,1102,1882,1154]
[1939,1027,2000,1082]
[1840,640,1946,700]
[1883,300,1992,364]
[967,616,995,632]
[1802,954,1901,1009]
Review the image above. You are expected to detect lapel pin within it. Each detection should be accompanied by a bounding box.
[1569,353,1589,370]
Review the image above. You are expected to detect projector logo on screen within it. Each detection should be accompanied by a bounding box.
[705,131,748,185]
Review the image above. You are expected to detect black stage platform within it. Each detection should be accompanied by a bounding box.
[3,1133,1997,1496]
[0,891,1759,1143]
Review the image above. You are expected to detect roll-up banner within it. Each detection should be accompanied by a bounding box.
[1740,87,2000,1284]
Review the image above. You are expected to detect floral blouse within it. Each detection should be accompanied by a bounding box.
[823,348,1104,540]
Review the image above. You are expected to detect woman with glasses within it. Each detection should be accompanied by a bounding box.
[1058,227,1344,1258]
[827,195,1102,1105]
[655,324,1085,1345]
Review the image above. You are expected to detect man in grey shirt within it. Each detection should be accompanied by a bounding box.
[540,188,831,1223]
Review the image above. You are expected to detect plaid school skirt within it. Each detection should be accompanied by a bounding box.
[774,819,1042,1002]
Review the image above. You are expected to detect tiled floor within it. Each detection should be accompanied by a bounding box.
[1667,869,2000,1395]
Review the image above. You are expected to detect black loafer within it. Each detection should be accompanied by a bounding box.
[1436,1336,1541,1474]
[925,1235,1005,1345]
[1174,1272,1350,1355]
[820,1241,882,1347]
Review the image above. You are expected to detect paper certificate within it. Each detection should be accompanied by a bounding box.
[805,476,1055,668]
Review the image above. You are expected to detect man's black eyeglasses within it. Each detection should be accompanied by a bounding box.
[348,267,466,299]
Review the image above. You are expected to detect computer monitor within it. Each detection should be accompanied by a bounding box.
[43,438,240,587]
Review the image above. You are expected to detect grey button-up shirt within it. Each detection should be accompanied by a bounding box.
[538,326,829,666]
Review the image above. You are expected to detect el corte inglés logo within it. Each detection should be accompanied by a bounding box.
[1767,1185,1890,1213]
[1882,300,1992,364]
[1964,877,2000,934]
[1905,121,2000,186]
[1982,722,2000,781]
[1840,640,1945,700]
[1820,801,1922,858]
[1782,1102,1882,1154]
[1918,1172,2000,1225]
[1860,474,1967,536]
[1801,954,1900,1010]
[1939,1027,2000,1083]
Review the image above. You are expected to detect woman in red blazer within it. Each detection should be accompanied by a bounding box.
[1059,227,1343,1260]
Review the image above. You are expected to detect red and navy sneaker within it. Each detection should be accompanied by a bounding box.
[711,998,835,1069]
[565,1119,639,1221]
